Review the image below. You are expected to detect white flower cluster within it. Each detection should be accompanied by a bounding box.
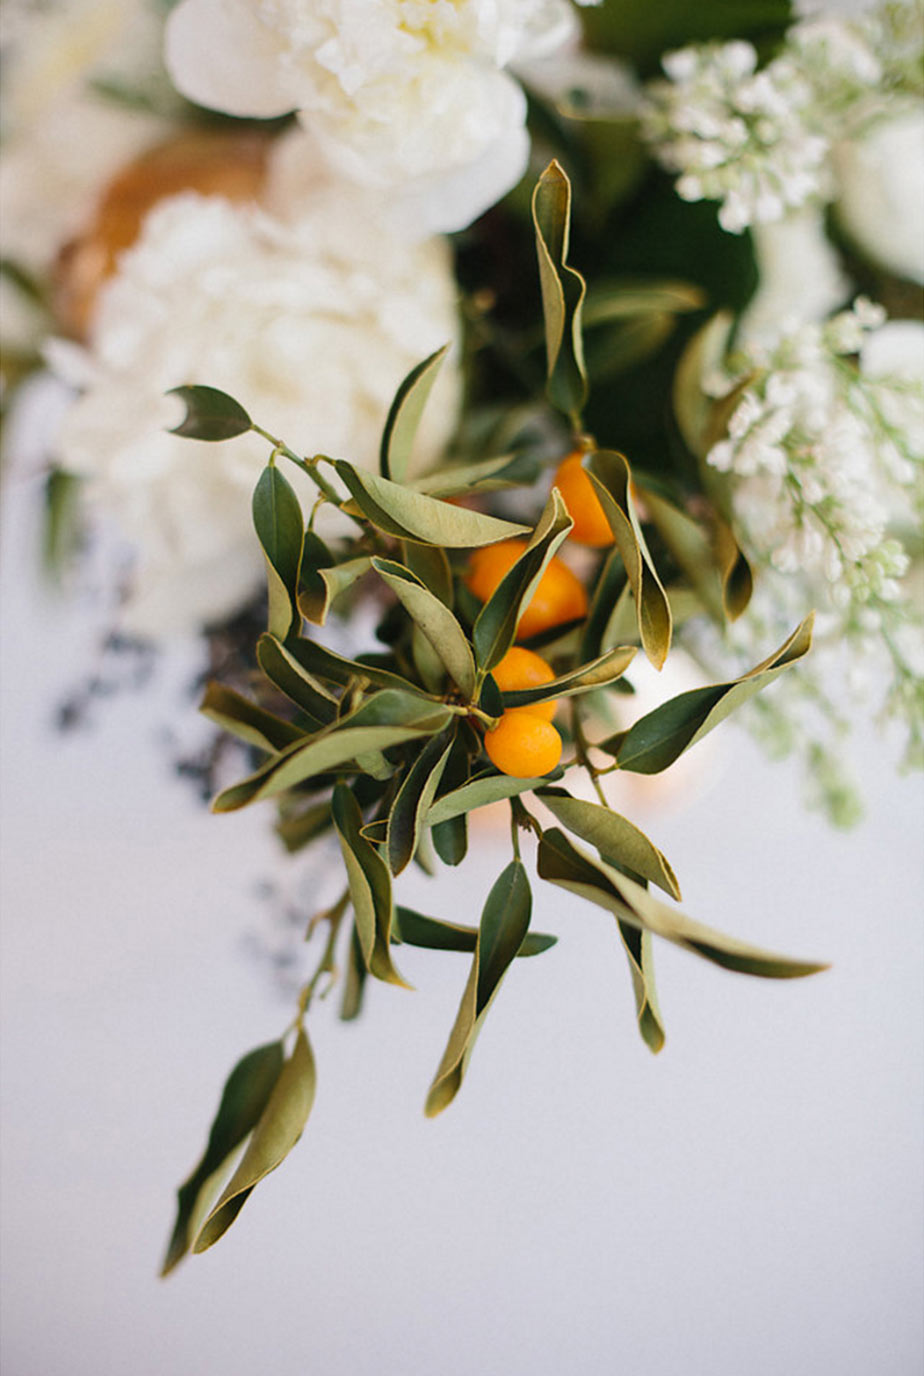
[641,40,829,233]
[164,0,597,235]
[641,3,924,238]
[47,178,460,636]
[703,302,924,786]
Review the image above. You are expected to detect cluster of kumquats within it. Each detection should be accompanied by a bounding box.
[466,450,611,778]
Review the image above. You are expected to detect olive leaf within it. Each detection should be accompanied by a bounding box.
[252,463,305,641]
[585,450,672,669]
[536,787,681,900]
[212,720,440,813]
[166,384,252,441]
[537,828,828,979]
[386,729,455,876]
[604,614,814,774]
[372,557,477,699]
[340,924,367,1022]
[394,906,556,957]
[380,344,450,483]
[426,769,563,826]
[498,645,636,710]
[334,460,529,547]
[532,160,588,422]
[191,1029,316,1254]
[410,452,528,498]
[401,541,453,607]
[298,557,371,626]
[580,546,628,662]
[617,922,666,1054]
[672,312,734,459]
[640,486,726,622]
[256,634,338,728]
[425,859,533,1117]
[277,633,434,697]
[432,814,468,867]
[199,681,303,754]
[332,783,408,987]
[713,514,754,621]
[472,487,573,672]
[161,1040,284,1276]
[275,800,333,853]
[582,279,706,325]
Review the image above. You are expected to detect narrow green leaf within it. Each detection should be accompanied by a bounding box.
[585,450,672,669]
[472,487,573,671]
[372,557,477,699]
[425,860,533,1117]
[411,452,528,498]
[641,486,725,622]
[431,814,468,867]
[499,645,636,710]
[380,344,449,483]
[167,384,252,441]
[199,682,303,754]
[427,770,562,826]
[672,312,734,459]
[334,461,528,547]
[161,1041,283,1276]
[275,801,332,853]
[402,541,453,607]
[252,464,304,641]
[608,615,814,774]
[340,923,367,1021]
[582,279,706,325]
[394,906,556,956]
[531,160,588,421]
[256,634,338,728]
[211,722,437,813]
[713,515,754,621]
[298,556,371,626]
[580,546,627,662]
[617,922,666,1053]
[537,788,681,900]
[537,828,828,979]
[192,1029,315,1253]
[387,730,455,877]
[280,634,434,697]
[332,783,408,987]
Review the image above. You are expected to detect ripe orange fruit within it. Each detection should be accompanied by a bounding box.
[553,451,613,547]
[465,540,588,639]
[491,646,558,721]
[484,711,563,777]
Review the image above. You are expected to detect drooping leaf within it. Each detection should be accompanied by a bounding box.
[256,634,338,728]
[340,923,367,1022]
[380,344,450,483]
[275,801,333,853]
[386,729,455,876]
[394,906,556,957]
[472,487,573,672]
[161,1040,283,1276]
[617,922,666,1053]
[426,769,560,826]
[585,450,672,669]
[641,486,725,622]
[425,859,533,1116]
[532,160,588,422]
[537,828,827,978]
[192,1029,315,1254]
[410,452,530,498]
[582,279,706,325]
[252,464,304,641]
[499,645,636,710]
[298,557,371,626]
[580,546,628,662]
[431,814,468,867]
[199,682,303,754]
[279,634,433,698]
[713,515,754,621]
[332,783,408,987]
[372,557,477,699]
[605,615,814,774]
[401,541,453,607]
[166,384,252,441]
[212,721,440,813]
[536,788,681,899]
[334,461,528,547]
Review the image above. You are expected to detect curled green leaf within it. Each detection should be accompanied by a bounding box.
[380,344,450,483]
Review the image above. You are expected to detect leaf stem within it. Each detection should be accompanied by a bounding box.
[570,699,609,806]
[295,889,350,1023]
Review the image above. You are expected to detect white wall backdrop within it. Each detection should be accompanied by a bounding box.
[1,470,922,1376]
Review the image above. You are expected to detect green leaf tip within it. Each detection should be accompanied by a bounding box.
[166,385,252,441]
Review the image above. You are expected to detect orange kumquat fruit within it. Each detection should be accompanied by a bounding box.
[484,711,563,778]
[465,539,588,639]
[553,451,613,547]
[491,646,558,721]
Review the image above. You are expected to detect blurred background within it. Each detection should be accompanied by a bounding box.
[2,462,922,1376]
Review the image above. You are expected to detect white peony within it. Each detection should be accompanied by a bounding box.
[46,180,460,637]
[832,108,924,285]
[164,0,592,234]
[0,0,172,274]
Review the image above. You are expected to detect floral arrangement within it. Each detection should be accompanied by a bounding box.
[1,0,921,1272]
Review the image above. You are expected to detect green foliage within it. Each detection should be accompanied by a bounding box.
[162,161,827,1269]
